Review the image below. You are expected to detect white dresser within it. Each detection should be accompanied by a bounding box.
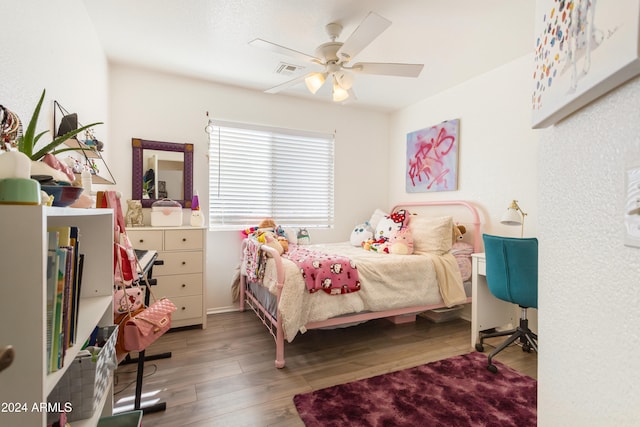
[127,226,207,329]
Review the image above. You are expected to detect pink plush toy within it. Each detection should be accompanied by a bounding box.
[389,226,414,255]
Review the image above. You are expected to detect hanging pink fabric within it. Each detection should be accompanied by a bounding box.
[105,191,137,286]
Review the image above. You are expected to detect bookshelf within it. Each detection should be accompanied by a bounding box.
[0,206,114,426]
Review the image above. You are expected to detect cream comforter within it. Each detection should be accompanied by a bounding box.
[260,242,466,342]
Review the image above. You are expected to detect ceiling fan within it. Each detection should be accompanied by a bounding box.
[249,11,424,102]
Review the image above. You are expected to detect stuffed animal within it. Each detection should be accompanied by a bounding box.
[125,199,144,227]
[375,209,410,241]
[389,226,414,255]
[258,218,277,231]
[254,218,287,255]
[297,228,310,245]
[275,225,288,239]
[277,236,289,252]
[453,223,467,242]
[362,237,390,253]
[243,218,292,253]
[241,226,258,238]
[257,230,284,255]
[350,221,374,246]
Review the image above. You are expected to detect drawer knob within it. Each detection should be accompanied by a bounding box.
[181,284,186,288]
[182,261,186,265]
[182,238,187,242]
[139,239,144,243]
[181,306,186,311]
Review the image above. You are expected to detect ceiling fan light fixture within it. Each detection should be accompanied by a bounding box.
[305,72,326,94]
[334,70,354,90]
[332,78,349,102]
[253,11,424,103]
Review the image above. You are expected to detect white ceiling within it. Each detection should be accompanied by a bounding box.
[84,0,535,113]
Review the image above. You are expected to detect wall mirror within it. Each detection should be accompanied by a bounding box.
[132,138,193,208]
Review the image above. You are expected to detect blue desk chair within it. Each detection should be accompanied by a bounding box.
[476,234,538,373]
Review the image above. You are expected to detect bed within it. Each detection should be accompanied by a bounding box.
[238,200,481,368]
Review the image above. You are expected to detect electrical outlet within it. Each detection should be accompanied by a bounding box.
[624,166,640,248]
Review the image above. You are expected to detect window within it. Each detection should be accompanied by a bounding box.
[208,121,334,229]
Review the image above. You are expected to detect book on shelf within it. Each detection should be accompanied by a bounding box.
[47,226,84,372]
[52,245,67,372]
[68,226,80,345]
[74,252,85,344]
[46,231,59,374]
[61,245,73,361]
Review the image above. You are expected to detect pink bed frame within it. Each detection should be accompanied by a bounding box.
[239,200,481,368]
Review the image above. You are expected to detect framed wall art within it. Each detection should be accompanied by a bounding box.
[406,118,459,193]
[532,0,640,128]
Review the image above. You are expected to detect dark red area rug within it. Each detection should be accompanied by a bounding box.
[293,352,536,427]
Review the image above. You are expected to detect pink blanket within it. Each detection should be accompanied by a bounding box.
[284,245,361,295]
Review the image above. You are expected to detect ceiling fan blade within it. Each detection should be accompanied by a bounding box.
[264,73,313,94]
[337,12,391,62]
[249,38,321,64]
[352,62,424,77]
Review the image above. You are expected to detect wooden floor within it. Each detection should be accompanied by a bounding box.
[113,311,537,427]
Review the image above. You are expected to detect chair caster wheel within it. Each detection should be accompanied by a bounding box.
[475,343,484,352]
[522,344,532,353]
[487,364,498,373]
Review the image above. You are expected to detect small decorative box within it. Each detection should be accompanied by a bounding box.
[151,199,183,227]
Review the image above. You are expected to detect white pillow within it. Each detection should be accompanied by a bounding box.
[368,208,387,230]
[409,215,453,255]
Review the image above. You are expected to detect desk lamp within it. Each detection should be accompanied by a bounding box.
[501,200,527,237]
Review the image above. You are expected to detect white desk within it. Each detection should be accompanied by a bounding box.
[471,253,514,348]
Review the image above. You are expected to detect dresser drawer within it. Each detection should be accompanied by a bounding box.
[155,273,202,297]
[170,295,203,321]
[128,226,206,329]
[127,229,164,251]
[154,251,203,275]
[164,229,203,251]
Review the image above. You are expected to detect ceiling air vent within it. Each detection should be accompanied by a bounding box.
[275,62,303,75]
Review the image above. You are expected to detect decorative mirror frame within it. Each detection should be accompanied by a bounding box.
[132,138,194,208]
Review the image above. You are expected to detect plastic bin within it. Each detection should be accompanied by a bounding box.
[97,410,143,427]
[420,305,464,323]
[151,198,183,226]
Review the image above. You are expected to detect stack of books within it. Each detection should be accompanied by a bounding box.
[46,226,85,374]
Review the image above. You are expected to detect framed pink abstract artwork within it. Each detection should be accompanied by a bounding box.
[406,119,459,193]
[532,0,640,128]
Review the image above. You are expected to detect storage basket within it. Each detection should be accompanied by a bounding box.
[420,305,464,323]
[48,325,118,422]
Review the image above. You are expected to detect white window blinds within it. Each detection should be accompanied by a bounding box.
[208,121,335,229]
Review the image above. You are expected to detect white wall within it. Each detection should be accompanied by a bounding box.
[390,55,539,238]
[108,63,390,312]
[537,77,640,426]
[0,0,109,163]
[389,55,540,327]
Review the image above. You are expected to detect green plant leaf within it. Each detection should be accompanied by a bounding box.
[15,89,104,161]
[18,130,48,154]
[19,89,47,157]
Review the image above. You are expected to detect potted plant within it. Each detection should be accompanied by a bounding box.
[18,89,103,161]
